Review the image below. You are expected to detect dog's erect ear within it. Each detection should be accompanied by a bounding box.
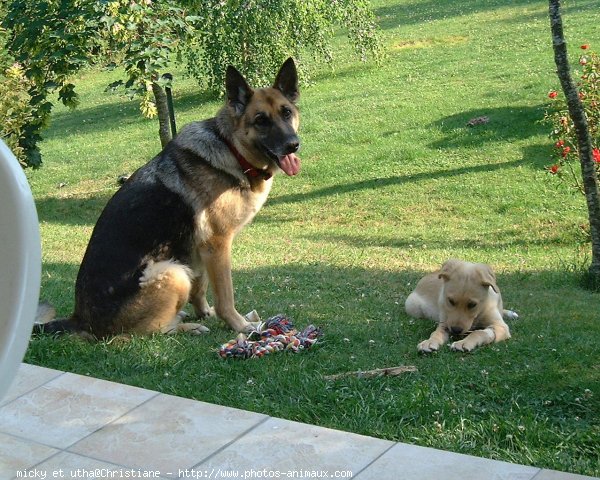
[273,57,299,103]
[226,65,253,116]
[438,259,460,282]
[477,264,499,293]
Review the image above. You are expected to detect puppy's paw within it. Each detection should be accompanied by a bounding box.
[417,339,442,353]
[450,339,476,352]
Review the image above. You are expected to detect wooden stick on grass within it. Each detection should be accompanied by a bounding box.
[324,365,417,381]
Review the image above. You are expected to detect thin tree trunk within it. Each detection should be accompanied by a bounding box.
[549,0,600,287]
[151,81,172,148]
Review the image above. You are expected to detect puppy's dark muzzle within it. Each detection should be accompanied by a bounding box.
[450,326,464,335]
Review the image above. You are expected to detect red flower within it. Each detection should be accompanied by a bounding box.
[555,140,565,148]
[581,44,590,50]
[593,148,600,163]
[550,164,560,174]
[548,91,558,99]
[562,146,571,158]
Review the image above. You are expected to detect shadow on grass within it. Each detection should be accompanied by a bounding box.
[46,88,220,141]
[428,104,548,150]
[266,104,554,207]
[375,0,598,30]
[38,260,426,329]
[376,0,521,29]
[36,193,114,226]
[45,99,144,141]
[39,259,594,326]
[269,159,522,206]
[300,229,576,251]
[35,149,549,227]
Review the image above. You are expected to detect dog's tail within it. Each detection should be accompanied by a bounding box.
[503,309,519,321]
[32,302,80,335]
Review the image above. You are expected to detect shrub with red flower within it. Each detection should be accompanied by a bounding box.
[544,44,600,192]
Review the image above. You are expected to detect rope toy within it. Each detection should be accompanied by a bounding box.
[219,314,322,359]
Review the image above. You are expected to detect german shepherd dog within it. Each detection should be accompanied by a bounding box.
[36,58,301,338]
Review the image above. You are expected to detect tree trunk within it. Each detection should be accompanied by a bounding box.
[549,0,600,288]
[151,81,172,148]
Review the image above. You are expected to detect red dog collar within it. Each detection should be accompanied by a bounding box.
[225,139,272,180]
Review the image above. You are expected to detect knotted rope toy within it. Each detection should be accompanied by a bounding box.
[219,313,322,359]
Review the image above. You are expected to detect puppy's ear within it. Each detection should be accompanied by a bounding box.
[438,259,460,281]
[477,264,499,293]
[226,66,253,116]
[273,57,299,103]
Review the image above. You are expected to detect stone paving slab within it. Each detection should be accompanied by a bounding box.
[199,416,394,478]
[0,432,58,479]
[69,393,268,474]
[357,441,539,480]
[0,363,63,407]
[0,372,156,449]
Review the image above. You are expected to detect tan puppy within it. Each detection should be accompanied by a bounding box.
[405,259,518,353]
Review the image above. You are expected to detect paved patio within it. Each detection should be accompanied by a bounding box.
[0,363,596,480]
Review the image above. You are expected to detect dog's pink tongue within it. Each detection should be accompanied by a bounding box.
[279,154,301,176]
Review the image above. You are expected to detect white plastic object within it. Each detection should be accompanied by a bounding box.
[0,140,41,401]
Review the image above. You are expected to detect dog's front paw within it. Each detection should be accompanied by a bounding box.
[450,339,476,352]
[417,339,442,353]
[237,311,262,334]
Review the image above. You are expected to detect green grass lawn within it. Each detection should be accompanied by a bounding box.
[24,0,599,475]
